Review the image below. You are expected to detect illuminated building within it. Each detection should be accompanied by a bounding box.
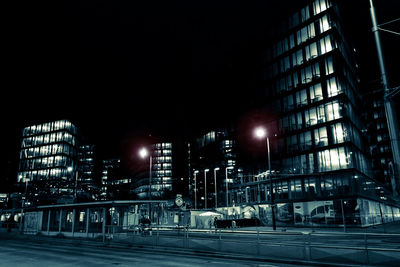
[190,129,237,209]
[101,158,121,200]
[225,0,400,227]
[17,120,79,205]
[152,142,173,193]
[77,144,97,200]
[133,142,174,200]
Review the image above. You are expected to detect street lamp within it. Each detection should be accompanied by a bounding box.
[139,148,152,200]
[67,167,79,202]
[140,147,152,222]
[204,169,209,209]
[225,166,234,207]
[194,170,199,209]
[214,167,220,209]
[254,126,276,230]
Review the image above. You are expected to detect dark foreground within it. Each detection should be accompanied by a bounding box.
[0,234,305,267]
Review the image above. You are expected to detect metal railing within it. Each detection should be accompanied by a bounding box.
[101,225,400,266]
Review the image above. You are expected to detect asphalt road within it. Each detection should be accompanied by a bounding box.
[0,236,303,267]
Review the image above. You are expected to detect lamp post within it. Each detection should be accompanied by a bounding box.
[139,148,152,221]
[194,170,199,209]
[214,167,220,209]
[254,126,276,231]
[225,166,234,207]
[67,166,78,203]
[204,169,209,209]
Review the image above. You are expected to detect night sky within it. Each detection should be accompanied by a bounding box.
[2,0,399,190]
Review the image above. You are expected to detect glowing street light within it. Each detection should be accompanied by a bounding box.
[139,148,148,159]
[139,148,152,200]
[204,169,209,209]
[254,126,276,231]
[254,127,267,139]
[140,147,152,222]
[67,166,79,202]
[214,167,220,209]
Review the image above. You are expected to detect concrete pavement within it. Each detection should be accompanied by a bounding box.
[0,230,364,267]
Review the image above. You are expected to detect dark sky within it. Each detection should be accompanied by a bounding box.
[2,0,399,190]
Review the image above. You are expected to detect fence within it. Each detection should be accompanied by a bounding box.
[103,225,400,266]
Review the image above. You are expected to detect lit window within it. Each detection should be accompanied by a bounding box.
[310,83,323,102]
[314,127,328,147]
[319,15,331,33]
[305,42,318,61]
[330,123,346,144]
[305,107,318,127]
[313,0,329,15]
[320,35,333,55]
[325,101,342,121]
[296,89,308,107]
[292,49,303,67]
[297,23,316,45]
[326,77,341,97]
[301,6,310,22]
[324,56,334,75]
[289,34,295,49]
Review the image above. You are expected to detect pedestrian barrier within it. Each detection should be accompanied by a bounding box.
[103,226,400,266]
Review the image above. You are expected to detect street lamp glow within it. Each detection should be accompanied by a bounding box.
[253,125,276,230]
[254,127,267,139]
[139,148,148,158]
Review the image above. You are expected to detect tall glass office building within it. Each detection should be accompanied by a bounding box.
[152,142,173,193]
[133,142,173,199]
[17,120,79,204]
[227,0,400,227]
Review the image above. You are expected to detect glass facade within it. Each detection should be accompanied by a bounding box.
[152,142,173,192]
[259,0,369,179]
[133,142,174,199]
[190,129,237,208]
[78,145,95,185]
[18,120,78,184]
[230,0,400,224]
[101,159,120,200]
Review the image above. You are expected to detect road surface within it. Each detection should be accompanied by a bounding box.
[0,236,303,267]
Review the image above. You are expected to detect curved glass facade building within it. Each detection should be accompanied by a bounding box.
[17,120,79,201]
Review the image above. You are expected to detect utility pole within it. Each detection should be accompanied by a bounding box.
[369,0,400,196]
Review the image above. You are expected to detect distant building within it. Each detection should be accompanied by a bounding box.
[101,158,121,200]
[17,120,79,205]
[190,129,237,209]
[132,141,189,201]
[133,142,173,200]
[77,144,97,200]
[361,87,395,189]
